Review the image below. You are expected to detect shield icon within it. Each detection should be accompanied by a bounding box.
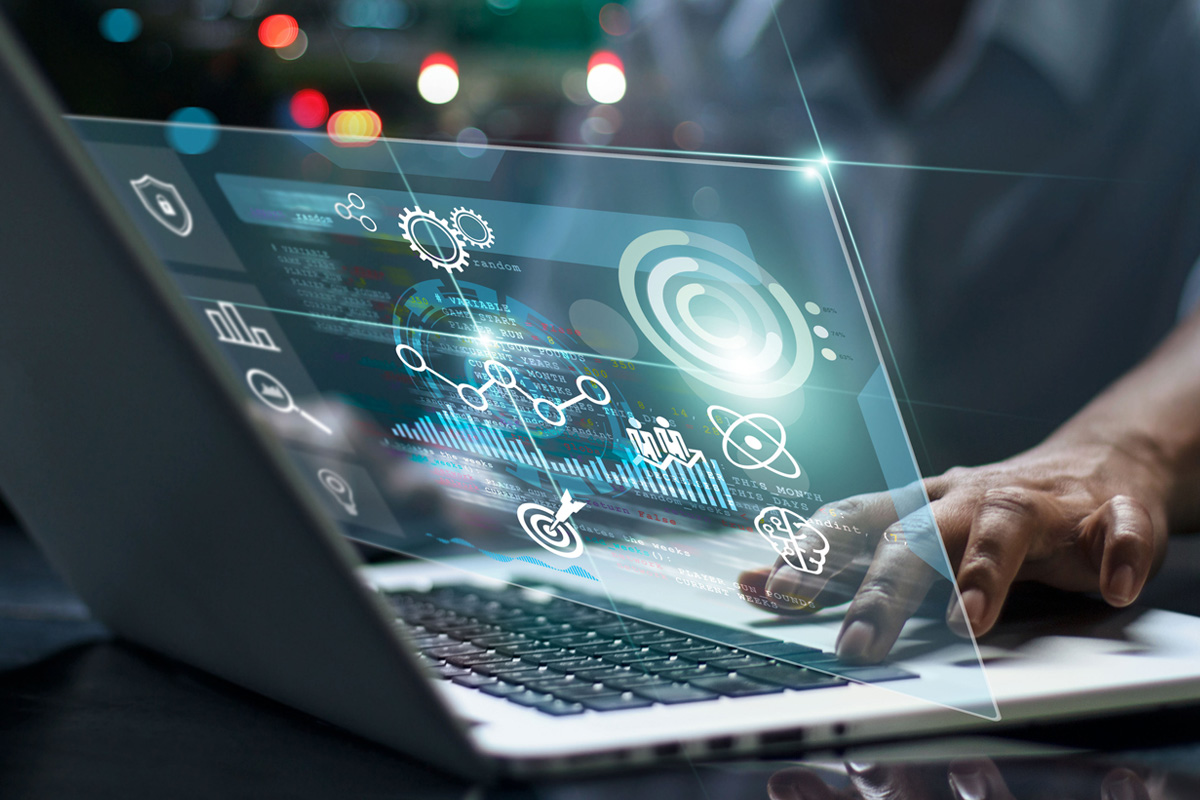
[129,174,193,237]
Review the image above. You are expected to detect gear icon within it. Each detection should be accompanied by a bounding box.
[450,207,495,249]
[398,207,469,273]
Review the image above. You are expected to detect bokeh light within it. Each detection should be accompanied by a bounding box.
[598,3,631,36]
[276,29,308,60]
[99,8,142,43]
[586,51,626,104]
[456,126,488,158]
[258,14,299,48]
[165,106,220,155]
[328,109,382,146]
[289,89,329,128]
[418,53,459,104]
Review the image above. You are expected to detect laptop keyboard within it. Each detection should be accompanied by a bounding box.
[388,585,915,717]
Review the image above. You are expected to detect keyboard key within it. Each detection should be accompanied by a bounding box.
[706,655,771,671]
[451,673,498,689]
[470,632,526,648]
[603,649,670,666]
[631,683,719,705]
[444,651,517,668]
[535,699,587,716]
[426,643,483,659]
[578,693,654,712]
[632,656,700,676]
[625,630,692,646]
[434,663,472,679]
[736,664,843,689]
[479,681,526,698]
[572,665,632,683]
[601,673,672,691]
[521,675,585,693]
[687,675,784,697]
[552,683,622,702]
[663,645,735,661]
[474,660,544,678]
[541,657,605,673]
[506,690,557,707]
[654,665,715,682]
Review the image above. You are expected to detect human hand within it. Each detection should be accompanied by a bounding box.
[741,437,1171,663]
[766,759,1152,800]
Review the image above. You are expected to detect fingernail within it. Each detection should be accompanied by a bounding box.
[1110,564,1136,606]
[961,589,987,630]
[836,620,876,660]
[948,769,988,800]
[1102,775,1137,800]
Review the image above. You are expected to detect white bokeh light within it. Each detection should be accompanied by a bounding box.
[418,63,459,104]
[586,63,626,104]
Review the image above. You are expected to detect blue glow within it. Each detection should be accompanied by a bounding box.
[99,8,142,43]
[165,107,220,155]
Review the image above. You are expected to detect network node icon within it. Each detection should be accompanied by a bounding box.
[334,192,377,232]
[517,490,587,558]
[397,205,494,273]
[395,343,610,426]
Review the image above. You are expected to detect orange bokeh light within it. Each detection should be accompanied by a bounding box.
[327,109,382,146]
[258,14,299,49]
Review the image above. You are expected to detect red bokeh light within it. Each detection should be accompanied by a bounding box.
[588,50,624,72]
[289,89,329,129]
[420,52,458,73]
[258,14,299,49]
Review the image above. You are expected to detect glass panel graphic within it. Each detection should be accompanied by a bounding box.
[72,117,997,718]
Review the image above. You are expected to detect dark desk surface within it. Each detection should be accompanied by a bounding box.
[5,521,1200,799]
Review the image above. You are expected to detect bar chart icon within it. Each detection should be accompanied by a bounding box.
[205,301,281,352]
[392,409,739,511]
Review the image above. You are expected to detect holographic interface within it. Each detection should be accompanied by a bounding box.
[73,117,996,718]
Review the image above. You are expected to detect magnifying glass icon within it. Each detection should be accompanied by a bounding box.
[245,368,333,435]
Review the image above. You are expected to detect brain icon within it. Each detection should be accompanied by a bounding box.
[754,507,830,575]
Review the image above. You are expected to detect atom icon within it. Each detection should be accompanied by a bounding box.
[707,405,801,479]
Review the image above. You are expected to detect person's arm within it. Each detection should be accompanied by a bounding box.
[748,306,1200,663]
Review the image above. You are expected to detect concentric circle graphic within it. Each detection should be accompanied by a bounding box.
[517,502,585,558]
[618,231,814,398]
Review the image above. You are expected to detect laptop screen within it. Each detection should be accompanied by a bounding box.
[71,115,996,718]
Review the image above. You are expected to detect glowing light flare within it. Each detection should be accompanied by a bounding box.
[327,109,382,146]
[418,52,459,104]
[586,51,626,104]
[290,89,329,128]
[258,14,299,48]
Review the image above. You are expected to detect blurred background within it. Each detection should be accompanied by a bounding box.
[1,0,653,150]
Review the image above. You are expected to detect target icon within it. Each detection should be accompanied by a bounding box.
[618,230,815,398]
[516,491,587,559]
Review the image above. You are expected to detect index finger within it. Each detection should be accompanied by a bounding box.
[762,490,902,611]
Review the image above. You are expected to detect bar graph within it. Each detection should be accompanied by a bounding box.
[205,301,281,352]
[392,409,738,510]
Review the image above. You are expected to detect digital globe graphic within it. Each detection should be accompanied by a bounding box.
[707,405,801,479]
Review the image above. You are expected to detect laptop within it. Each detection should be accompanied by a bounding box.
[3,12,1200,780]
